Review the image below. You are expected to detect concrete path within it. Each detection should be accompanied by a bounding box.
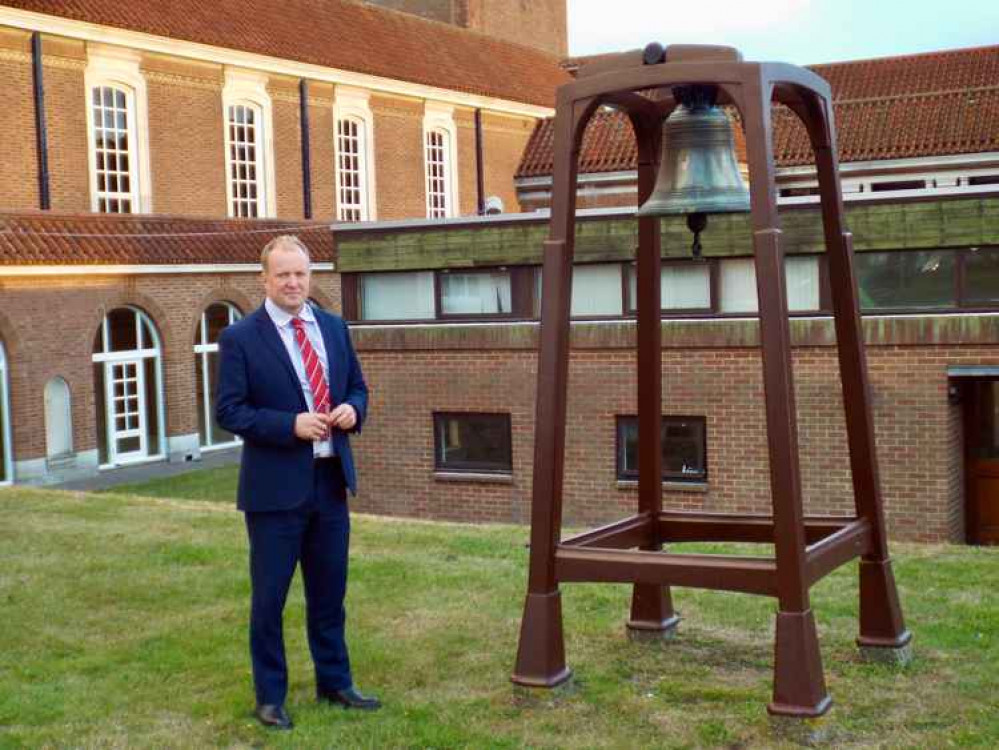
[56,447,242,492]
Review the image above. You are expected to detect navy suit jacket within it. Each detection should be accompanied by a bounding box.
[215,305,369,512]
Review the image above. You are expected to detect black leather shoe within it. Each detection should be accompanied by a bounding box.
[254,703,294,730]
[317,686,382,711]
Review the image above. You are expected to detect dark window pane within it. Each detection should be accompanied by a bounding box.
[107,309,138,351]
[118,435,141,454]
[617,416,707,482]
[207,351,235,445]
[434,413,512,473]
[855,251,956,310]
[145,357,159,456]
[195,354,207,444]
[869,180,925,192]
[204,303,234,344]
[93,363,108,464]
[964,248,999,306]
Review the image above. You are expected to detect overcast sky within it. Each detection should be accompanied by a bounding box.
[568,0,999,65]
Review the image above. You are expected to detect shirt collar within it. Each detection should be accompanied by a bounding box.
[265,297,316,329]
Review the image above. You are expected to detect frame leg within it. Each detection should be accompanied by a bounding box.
[627,583,680,642]
[511,590,573,688]
[857,558,913,662]
[769,609,831,717]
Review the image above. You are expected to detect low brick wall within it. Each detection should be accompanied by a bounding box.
[349,315,999,542]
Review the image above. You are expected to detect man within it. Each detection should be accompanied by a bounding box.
[216,235,379,731]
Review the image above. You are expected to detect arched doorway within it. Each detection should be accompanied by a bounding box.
[92,307,165,466]
[44,377,73,459]
[194,302,242,449]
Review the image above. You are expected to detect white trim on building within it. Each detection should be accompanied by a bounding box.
[84,44,153,213]
[222,68,277,219]
[334,86,377,221]
[423,102,459,219]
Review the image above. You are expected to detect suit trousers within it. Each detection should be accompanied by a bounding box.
[244,457,352,706]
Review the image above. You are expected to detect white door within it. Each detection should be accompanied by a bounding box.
[44,377,73,458]
[106,359,147,463]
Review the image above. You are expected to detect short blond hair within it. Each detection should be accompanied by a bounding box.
[261,235,311,271]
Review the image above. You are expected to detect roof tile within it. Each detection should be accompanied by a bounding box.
[517,45,999,177]
[6,0,569,107]
[0,212,334,265]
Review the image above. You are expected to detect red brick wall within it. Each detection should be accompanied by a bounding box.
[462,0,567,57]
[144,56,227,217]
[271,77,306,220]
[482,112,536,215]
[0,31,39,211]
[0,29,538,224]
[349,326,998,542]
[308,82,336,220]
[0,271,340,462]
[371,95,426,220]
[0,31,90,213]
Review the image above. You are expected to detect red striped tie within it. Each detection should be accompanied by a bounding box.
[291,317,330,414]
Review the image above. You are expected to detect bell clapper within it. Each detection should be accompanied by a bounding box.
[687,212,708,259]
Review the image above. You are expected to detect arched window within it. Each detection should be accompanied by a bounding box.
[226,103,265,218]
[194,302,242,449]
[92,307,165,466]
[222,70,276,218]
[44,377,73,459]
[423,103,458,220]
[334,87,376,222]
[335,116,369,221]
[0,340,11,484]
[90,86,136,213]
[85,46,151,214]
[424,127,453,218]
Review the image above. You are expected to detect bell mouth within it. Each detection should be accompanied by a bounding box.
[635,190,750,217]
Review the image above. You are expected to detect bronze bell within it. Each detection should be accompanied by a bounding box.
[636,84,750,256]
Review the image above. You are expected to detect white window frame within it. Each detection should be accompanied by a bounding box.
[222,68,276,219]
[194,302,242,450]
[84,45,152,213]
[423,102,459,219]
[92,307,166,468]
[333,86,377,221]
[0,339,12,485]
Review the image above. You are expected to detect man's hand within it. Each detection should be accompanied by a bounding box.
[329,404,357,431]
[295,412,332,441]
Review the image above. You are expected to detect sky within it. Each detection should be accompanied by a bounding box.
[568,0,999,65]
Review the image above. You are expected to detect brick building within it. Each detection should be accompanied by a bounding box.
[0,0,565,482]
[0,1,996,545]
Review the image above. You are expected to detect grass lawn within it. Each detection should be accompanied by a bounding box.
[1,484,997,749]
[98,464,239,503]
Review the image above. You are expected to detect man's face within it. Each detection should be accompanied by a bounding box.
[263,245,311,314]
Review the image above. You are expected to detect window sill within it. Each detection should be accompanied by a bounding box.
[616,479,708,494]
[434,471,513,485]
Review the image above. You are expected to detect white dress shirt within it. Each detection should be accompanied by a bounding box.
[265,297,334,457]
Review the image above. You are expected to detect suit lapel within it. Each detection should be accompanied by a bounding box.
[253,307,307,407]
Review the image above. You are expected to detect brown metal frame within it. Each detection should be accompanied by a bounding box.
[511,45,911,718]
